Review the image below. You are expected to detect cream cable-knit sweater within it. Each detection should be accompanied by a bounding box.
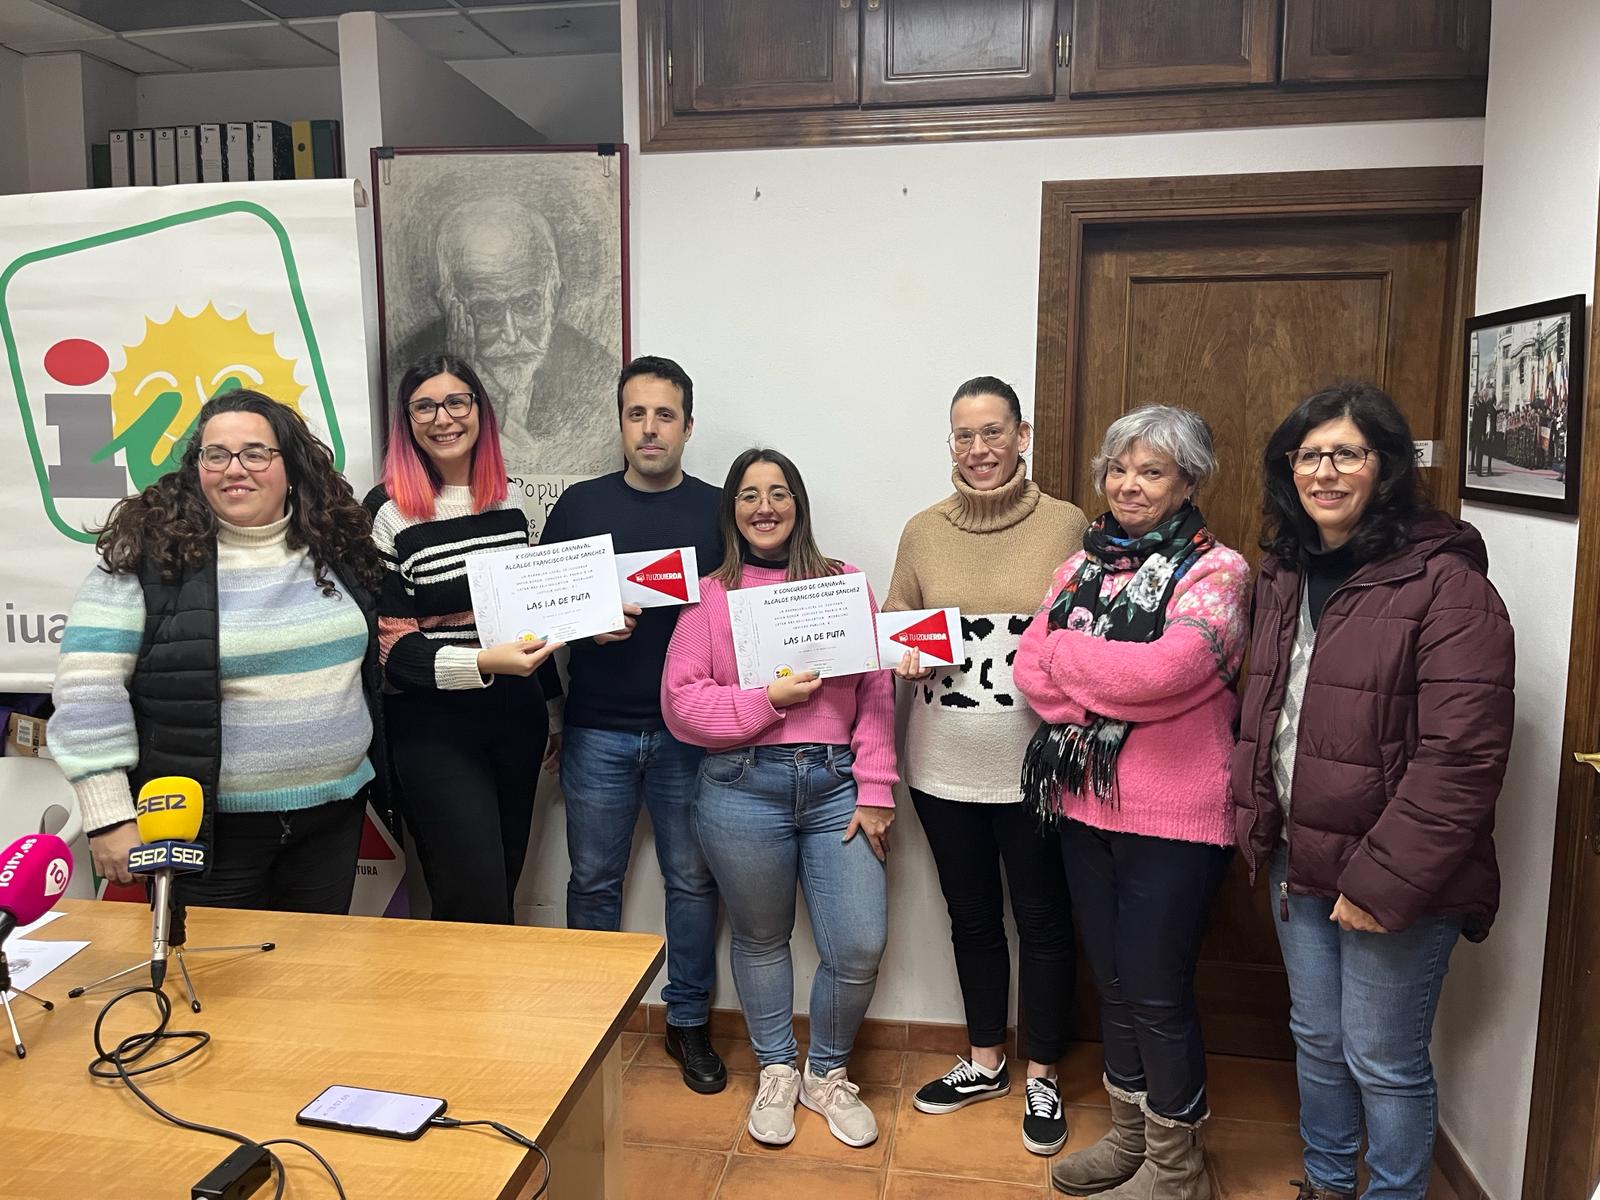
[885,463,1087,803]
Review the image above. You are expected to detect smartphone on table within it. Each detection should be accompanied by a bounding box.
[297,1084,448,1140]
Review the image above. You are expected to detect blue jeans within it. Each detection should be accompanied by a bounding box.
[1270,847,1461,1199]
[562,725,718,1027]
[693,744,887,1074]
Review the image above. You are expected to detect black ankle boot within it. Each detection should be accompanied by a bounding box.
[665,1022,727,1094]
[1291,1180,1355,1200]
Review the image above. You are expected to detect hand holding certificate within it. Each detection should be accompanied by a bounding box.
[467,533,626,648]
[726,573,881,690]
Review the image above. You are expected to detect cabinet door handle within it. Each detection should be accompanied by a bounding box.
[868,0,881,9]
[840,0,853,9]
[1577,750,1600,774]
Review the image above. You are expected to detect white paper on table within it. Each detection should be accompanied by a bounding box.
[877,607,963,669]
[467,533,625,646]
[726,573,881,690]
[4,937,90,996]
[617,546,700,609]
[14,910,65,938]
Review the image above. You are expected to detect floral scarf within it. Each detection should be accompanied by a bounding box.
[1021,503,1215,819]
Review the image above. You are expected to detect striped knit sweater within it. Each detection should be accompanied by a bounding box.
[51,513,376,833]
[366,484,532,692]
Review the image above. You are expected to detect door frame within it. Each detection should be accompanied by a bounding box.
[1520,195,1600,1200]
[1031,166,1484,504]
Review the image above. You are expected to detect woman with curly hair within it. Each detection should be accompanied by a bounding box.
[50,389,388,915]
[366,355,561,925]
[1234,384,1514,1200]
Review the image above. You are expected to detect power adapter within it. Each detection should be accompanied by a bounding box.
[191,1144,272,1200]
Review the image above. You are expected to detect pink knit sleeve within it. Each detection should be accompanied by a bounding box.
[1015,549,1250,724]
[849,581,899,807]
[661,582,785,751]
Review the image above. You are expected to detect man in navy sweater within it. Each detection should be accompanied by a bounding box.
[543,355,727,1093]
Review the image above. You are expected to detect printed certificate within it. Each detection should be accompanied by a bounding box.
[467,533,625,646]
[877,607,963,668]
[617,546,701,609]
[726,573,881,690]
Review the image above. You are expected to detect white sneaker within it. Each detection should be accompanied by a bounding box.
[799,1059,878,1147]
[747,1063,800,1145]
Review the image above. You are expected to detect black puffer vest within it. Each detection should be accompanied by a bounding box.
[129,549,390,865]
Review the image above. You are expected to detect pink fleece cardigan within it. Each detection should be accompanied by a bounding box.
[1012,544,1251,846]
[661,561,899,808]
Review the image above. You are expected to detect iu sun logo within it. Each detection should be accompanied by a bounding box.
[0,198,344,544]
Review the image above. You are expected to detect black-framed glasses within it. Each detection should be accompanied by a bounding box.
[948,424,1017,453]
[407,393,476,423]
[198,444,282,472]
[1287,445,1376,476]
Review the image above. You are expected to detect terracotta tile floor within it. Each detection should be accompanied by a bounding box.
[619,1036,1462,1199]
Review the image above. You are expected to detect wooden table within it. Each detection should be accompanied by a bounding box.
[0,899,662,1199]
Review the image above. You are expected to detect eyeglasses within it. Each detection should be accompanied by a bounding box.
[198,444,282,472]
[1287,445,1376,476]
[735,487,795,509]
[407,393,476,424]
[948,425,1016,453]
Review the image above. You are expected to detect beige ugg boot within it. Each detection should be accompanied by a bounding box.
[1049,1076,1146,1195]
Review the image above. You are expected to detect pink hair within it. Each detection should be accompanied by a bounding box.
[381,392,508,521]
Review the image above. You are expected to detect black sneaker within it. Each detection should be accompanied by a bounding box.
[912,1056,1010,1114]
[1021,1076,1067,1155]
[665,1022,727,1095]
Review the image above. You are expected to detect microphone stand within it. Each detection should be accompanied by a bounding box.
[67,892,273,1014]
[0,948,53,1059]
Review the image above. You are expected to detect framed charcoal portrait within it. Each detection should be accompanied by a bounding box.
[1459,294,1586,515]
[373,145,628,528]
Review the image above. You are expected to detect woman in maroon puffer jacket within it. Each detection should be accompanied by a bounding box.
[1233,383,1514,1200]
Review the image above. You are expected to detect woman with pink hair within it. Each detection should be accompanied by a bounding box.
[366,354,561,923]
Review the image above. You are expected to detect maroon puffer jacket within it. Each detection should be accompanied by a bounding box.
[1232,510,1514,941]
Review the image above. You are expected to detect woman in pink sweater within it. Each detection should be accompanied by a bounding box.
[662,447,897,1153]
[1014,406,1249,1200]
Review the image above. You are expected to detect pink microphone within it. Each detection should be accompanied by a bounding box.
[0,834,74,943]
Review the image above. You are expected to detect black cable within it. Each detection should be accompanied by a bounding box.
[429,1116,550,1199]
[88,986,346,1199]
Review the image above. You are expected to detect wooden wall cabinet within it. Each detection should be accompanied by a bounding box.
[669,0,860,112]
[861,0,1060,106]
[1070,0,1281,95]
[1282,0,1491,82]
[639,0,1489,152]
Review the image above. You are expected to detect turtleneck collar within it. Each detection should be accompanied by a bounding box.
[936,460,1041,533]
[216,509,291,549]
[741,543,789,571]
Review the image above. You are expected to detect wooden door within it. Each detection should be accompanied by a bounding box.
[1037,173,1480,1058]
[669,0,860,113]
[1070,0,1279,95]
[860,0,1059,106]
[1282,0,1491,83]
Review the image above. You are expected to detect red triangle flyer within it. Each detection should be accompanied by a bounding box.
[877,607,962,668]
[617,546,701,608]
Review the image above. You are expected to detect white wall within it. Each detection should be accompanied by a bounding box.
[529,2,1487,1026]
[1430,2,1600,1197]
[0,46,28,194]
[136,66,344,128]
[18,52,135,192]
[78,53,135,151]
[455,54,623,144]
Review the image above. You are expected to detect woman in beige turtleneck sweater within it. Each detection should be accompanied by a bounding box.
[885,376,1087,1157]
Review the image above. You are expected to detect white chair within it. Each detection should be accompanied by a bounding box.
[0,755,95,900]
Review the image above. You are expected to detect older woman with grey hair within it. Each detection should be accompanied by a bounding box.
[1014,405,1250,1200]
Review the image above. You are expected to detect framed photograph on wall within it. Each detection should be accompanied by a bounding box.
[372,144,628,536]
[1459,294,1586,515]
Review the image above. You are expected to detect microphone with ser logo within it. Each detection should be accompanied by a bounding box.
[0,832,75,1057]
[130,776,206,990]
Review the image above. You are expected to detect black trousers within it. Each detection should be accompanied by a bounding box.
[912,789,1075,1064]
[175,794,365,915]
[1060,819,1231,1122]
[385,674,546,924]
